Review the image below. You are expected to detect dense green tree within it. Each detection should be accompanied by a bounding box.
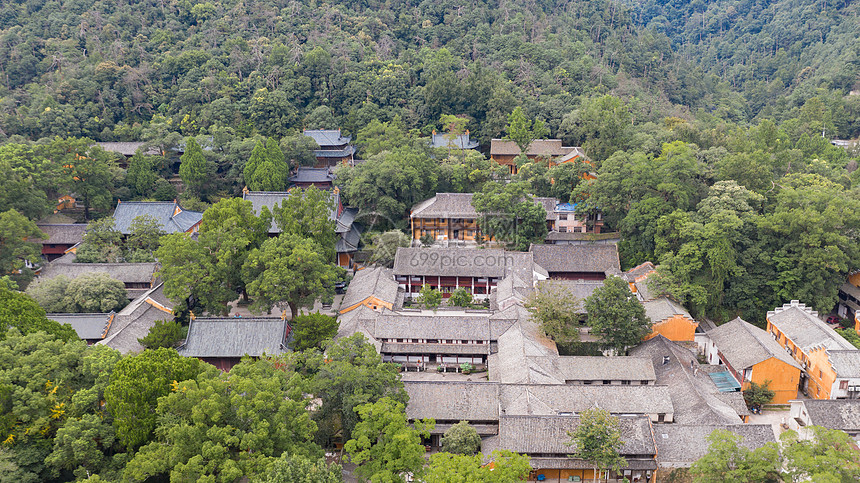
[26,276,73,313]
[690,429,781,483]
[156,232,237,315]
[447,288,474,308]
[244,139,268,187]
[271,185,337,259]
[417,284,442,309]
[74,218,123,263]
[178,137,214,198]
[559,95,632,162]
[137,320,185,349]
[344,397,434,483]
[247,137,290,191]
[368,230,411,268]
[526,282,582,347]
[123,358,319,481]
[440,421,482,455]
[780,427,860,482]
[0,209,45,281]
[0,287,77,341]
[125,152,163,198]
[423,450,532,483]
[61,141,119,220]
[472,181,548,251]
[504,106,549,154]
[124,214,165,262]
[104,348,207,450]
[567,408,627,481]
[253,454,343,483]
[743,381,775,410]
[65,272,128,313]
[280,134,320,170]
[584,276,652,354]
[243,234,344,319]
[288,312,339,352]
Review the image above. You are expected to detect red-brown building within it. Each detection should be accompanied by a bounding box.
[490,139,585,174]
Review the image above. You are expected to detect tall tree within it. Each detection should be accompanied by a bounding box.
[125,152,163,198]
[423,450,531,483]
[62,141,119,220]
[271,186,337,260]
[344,397,434,483]
[368,230,411,268]
[178,137,213,198]
[0,209,45,282]
[247,138,289,191]
[0,286,77,341]
[472,181,548,251]
[288,311,339,352]
[525,282,582,348]
[243,234,343,319]
[124,214,165,262]
[567,408,627,481]
[244,139,267,187]
[253,454,343,483]
[104,348,207,450]
[64,272,129,313]
[780,427,860,482]
[504,106,549,154]
[74,218,123,263]
[440,421,482,455]
[584,276,652,354]
[156,232,236,315]
[690,429,781,483]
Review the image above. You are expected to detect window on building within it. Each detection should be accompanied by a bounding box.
[559,226,568,233]
[641,380,650,385]
[819,369,824,379]
[621,380,631,385]
[841,380,849,390]
[657,414,666,422]
[603,380,611,385]
[558,214,568,220]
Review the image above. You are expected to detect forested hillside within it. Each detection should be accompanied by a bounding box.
[0,0,857,142]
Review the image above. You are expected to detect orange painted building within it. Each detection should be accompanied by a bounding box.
[767,300,860,400]
[704,318,802,404]
[338,267,399,315]
[643,297,698,342]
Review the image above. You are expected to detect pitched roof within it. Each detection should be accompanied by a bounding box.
[643,297,693,323]
[553,356,657,382]
[99,283,174,353]
[490,317,562,384]
[372,313,494,340]
[499,383,673,417]
[95,142,160,156]
[624,262,657,283]
[303,129,351,147]
[827,350,860,378]
[411,193,480,219]
[48,313,114,340]
[393,247,513,277]
[288,167,335,184]
[34,224,87,245]
[112,201,202,234]
[404,381,500,421]
[530,243,621,274]
[767,300,856,352]
[313,145,356,158]
[797,399,860,431]
[495,415,656,456]
[630,335,746,425]
[430,132,479,150]
[242,190,343,234]
[39,260,157,285]
[340,267,400,312]
[556,147,589,163]
[707,318,802,371]
[654,424,776,467]
[178,317,289,358]
[490,139,574,157]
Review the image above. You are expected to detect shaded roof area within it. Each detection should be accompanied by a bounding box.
[303,129,351,147]
[499,383,673,417]
[630,335,748,425]
[490,139,575,157]
[112,201,202,234]
[34,224,87,245]
[340,267,400,312]
[430,132,479,150]
[707,317,802,371]
[529,243,621,274]
[48,313,114,340]
[535,279,604,313]
[767,300,855,352]
[372,313,495,340]
[655,424,776,468]
[797,399,860,431]
[553,356,657,382]
[288,167,335,184]
[404,381,500,421]
[99,283,174,353]
[393,247,512,277]
[242,190,342,234]
[178,317,289,358]
[96,142,160,156]
[643,297,693,323]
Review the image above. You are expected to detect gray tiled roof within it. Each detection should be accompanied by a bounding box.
[112,201,202,234]
[303,129,351,147]
[40,260,157,285]
[382,342,490,355]
[313,145,356,158]
[404,381,500,421]
[411,193,481,219]
[630,336,746,425]
[178,317,289,358]
[430,132,479,150]
[624,262,657,282]
[655,424,775,467]
[99,283,174,353]
[707,318,801,371]
[490,139,574,157]
[242,190,341,234]
[827,350,860,378]
[553,356,657,382]
[499,383,674,417]
[393,247,513,277]
[798,399,860,431]
[490,318,562,384]
[288,167,335,184]
[643,297,692,323]
[340,267,400,311]
[373,313,493,340]
[495,414,655,456]
[96,142,159,156]
[48,313,113,340]
[767,301,855,352]
[530,243,621,274]
[535,279,604,313]
[34,224,87,245]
